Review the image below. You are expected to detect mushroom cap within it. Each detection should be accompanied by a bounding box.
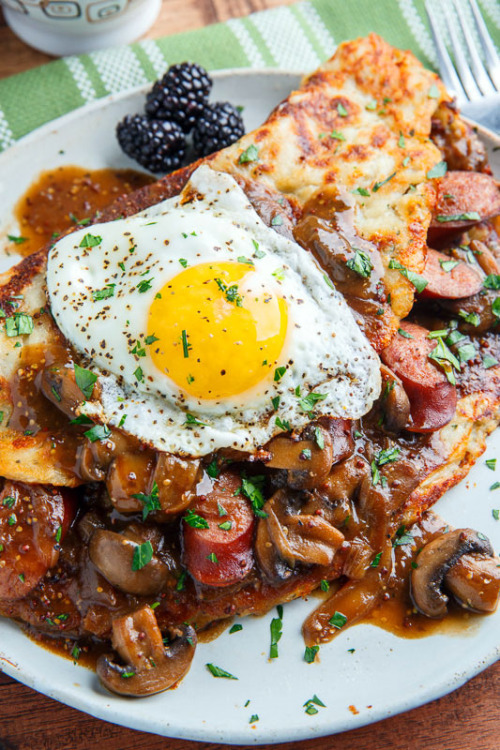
[410,528,494,618]
[97,623,197,698]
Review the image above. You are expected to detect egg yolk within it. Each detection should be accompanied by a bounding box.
[148,261,288,400]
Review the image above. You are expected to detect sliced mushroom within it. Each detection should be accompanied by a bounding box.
[410,528,495,618]
[106,451,156,514]
[256,490,344,581]
[264,424,334,490]
[97,606,196,697]
[89,527,170,596]
[152,453,201,515]
[77,429,131,482]
[40,363,88,419]
[444,552,500,613]
[379,365,410,433]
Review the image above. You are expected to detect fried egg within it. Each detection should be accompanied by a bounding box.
[47,166,380,455]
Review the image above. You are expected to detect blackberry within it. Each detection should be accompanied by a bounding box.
[193,102,245,157]
[145,62,212,132]
[116,114,186,174]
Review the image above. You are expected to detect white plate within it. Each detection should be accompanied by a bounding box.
[0,71,499,746]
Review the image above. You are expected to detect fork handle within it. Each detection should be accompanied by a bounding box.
[460,93,500,136]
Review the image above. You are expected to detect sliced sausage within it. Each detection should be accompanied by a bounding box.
[430,172,500,236]
[182,471,255,588]
[419,248,483,300]
[380,322,457,432]
[0,482,66,600]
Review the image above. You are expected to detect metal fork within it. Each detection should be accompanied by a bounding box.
[425,0,500,134]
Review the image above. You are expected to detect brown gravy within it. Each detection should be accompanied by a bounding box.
[9,165,154,257]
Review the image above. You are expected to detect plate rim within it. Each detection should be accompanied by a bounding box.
[0,67,499,745]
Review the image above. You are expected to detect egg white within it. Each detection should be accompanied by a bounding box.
[47,166,381,456]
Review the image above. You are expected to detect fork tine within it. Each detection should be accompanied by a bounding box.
[468,0,500,90]
[425,0,467,102]
[441,0,482,101]
[453,0,495,96]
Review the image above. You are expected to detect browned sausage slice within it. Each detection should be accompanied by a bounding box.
[419,248,483,299]
[380,322,457,432]
[430,172,500,233]
[182,471,255,588]
[0,482,66,600]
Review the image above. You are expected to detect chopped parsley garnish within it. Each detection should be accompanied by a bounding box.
[337,102,348,116]
[314,426,325,450]
[493,298,500,319]
[272,267,286,281]
[183,509,209,529]
[2,496,15,508]
[218,521,232,531]
[206,663,238,679]
[388,259,428,293]
[185,413,207,427]
[84,423,111,442]
[206,458,219,478]
[270,609,283,659]
[352,187,370,197]
[323,273,335,290]
[398,327,413,339]
[176,570,187,591]
[145,334,159,345]
[484,274,500,290]
[132,540,154,570]
[271,395,280,410]
[493,509,499,521]
[71,646,81,663]
[298,391,327,414]
[436,212,480,223]
[426,161,447,179]
[457,342,476,362]
[238,144,259,164]
[241,475,267,518]
[346,248,373,278]
[440,259,459,273]
[393,525,414,546]
[300,448,312,461]
[134,366,143,382]
[136,278,153,293]
[331,130,345,141]
[7,235,27,244]
[131,341,146,358]
[215,278,243,306]
[483,355,499,369]
[304,695,326,715]
[229,623,243,634]
[320,579,330,592]
[55,526,62,543]
[179,258,188,268]
[370,551,382,568]
[490,482,500,491]
[79,233,102,248]
[365,99,377,110]
[271,215,283,227]
[217,502,227,516]
[237,256,254,266]
[371,447,400,486]
[274,366,286,382]
[5,312,34,337]
[132,481,161,520]
[304,645,319,663]
[275,417,291,432]
[373,172,397,192]
[249,715,259,723]
[428,336,461,385]
[398,132,406,148]
[485,459,497,471]
[207,552,218,564]
[69,414,93,426]
[458,309,480,327]
[329,611,347,629]
[181,329,190,358]
[92,284,115,301]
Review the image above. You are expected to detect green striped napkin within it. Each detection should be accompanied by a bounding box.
[0,0,499,152]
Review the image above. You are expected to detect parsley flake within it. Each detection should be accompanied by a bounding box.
[346,248,373,278]
[238,144,259,164]
[132,540,154,571]
[79,233,102,248]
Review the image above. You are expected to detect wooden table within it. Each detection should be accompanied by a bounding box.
[0,3,498,749]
